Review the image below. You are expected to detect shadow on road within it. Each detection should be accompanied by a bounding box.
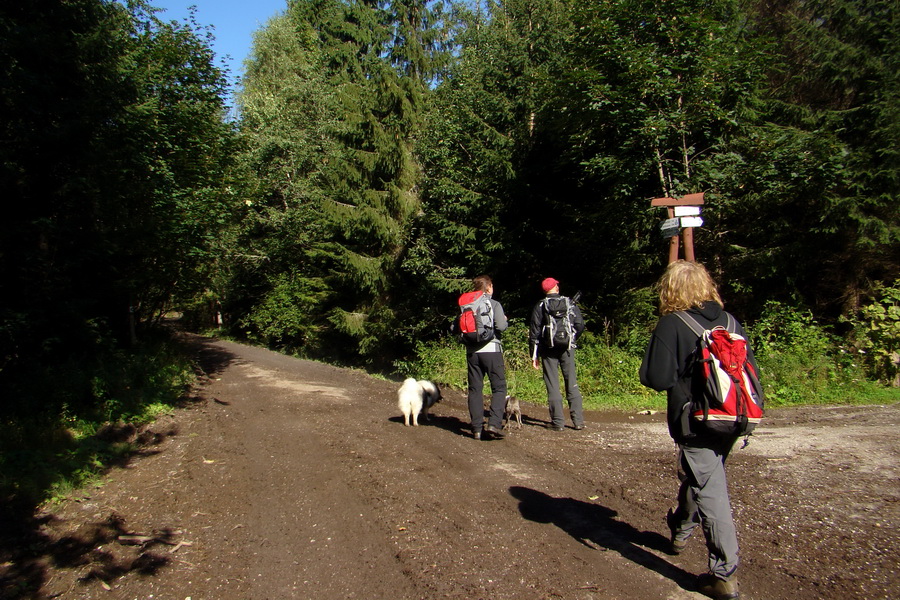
[0,332,238,600]
[0,513,176,600]
[391,413,475,438]
[175,332,243,381]
[509,485,697,592]
[404,412,530,440]
[386,407,570,439]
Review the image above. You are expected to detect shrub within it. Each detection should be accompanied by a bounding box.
[238,274,329,352]
[748,301,890,405]
[396,321,664,413]
[843,281,900,386]
[395,335,467,389]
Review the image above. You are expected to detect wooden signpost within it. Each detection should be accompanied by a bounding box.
[650,193,705,264]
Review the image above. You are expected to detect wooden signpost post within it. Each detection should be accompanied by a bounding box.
[650,193,705,264]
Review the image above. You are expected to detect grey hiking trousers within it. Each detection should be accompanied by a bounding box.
[540,347,584,428]
[671,439,740,580]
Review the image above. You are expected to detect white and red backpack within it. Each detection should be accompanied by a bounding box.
[676,312,764,437]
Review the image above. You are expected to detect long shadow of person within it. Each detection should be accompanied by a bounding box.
[509,486,696,592]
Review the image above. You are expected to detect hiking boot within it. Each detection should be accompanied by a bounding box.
[696,574,739,600]
[472,427,482,440]
[573,423,585,430]
[485,424,506,439]
[666,508,687,555]
[550,424,565,431]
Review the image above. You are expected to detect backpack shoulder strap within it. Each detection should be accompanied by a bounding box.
[485,294,495,315]
[674,311,704,338]
[724,313,736,333]
[542,297,561,313]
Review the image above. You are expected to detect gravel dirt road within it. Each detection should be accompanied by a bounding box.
[2,333,898,600]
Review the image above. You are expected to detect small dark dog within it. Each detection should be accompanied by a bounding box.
[503,395,522,430]
[397,378,443,426]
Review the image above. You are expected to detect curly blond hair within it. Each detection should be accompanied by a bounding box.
[656,260,723,315]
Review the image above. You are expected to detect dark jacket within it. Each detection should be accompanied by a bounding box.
[639,302,760,443]
[529,293,585,355]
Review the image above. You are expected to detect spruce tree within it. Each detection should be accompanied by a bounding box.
[316,0,443,360]
[237,0,445,362]
[740,0,900,313]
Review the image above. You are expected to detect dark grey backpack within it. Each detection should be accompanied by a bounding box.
[541,296,576,349]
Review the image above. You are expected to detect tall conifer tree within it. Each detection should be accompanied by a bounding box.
[237,0,445,361]
[737,0,900,313]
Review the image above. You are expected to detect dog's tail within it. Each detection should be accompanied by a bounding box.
[418,380,442,403]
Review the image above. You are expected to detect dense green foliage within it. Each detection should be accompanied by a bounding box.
[0,0,234,507]
[1,0,235,401]
[228,0,451,367]
[0,332,196,510]
[228,0,898,381]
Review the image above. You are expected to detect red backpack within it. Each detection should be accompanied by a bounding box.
[676,312,765,437]
[456,291,495,345]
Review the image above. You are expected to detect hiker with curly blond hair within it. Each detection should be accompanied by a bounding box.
[640,260,763,600]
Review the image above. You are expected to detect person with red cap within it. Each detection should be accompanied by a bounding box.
[529,277,586,431]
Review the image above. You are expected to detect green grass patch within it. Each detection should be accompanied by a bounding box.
[396,321,666,414]
[750,299,900,406]
[0,333,195,512]
[397,318,899,415]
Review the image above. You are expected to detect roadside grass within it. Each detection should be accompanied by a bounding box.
[0,333,196,513]
[396,320,900,415]
[394,322,667,413]
[7,306,895,518]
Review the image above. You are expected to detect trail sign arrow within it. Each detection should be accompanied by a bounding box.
[650,192,705,263]
[660,218,679,229]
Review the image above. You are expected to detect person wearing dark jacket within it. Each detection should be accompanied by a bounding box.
[640,260,760,600]
[464,275,509,440]
[529,277,586,431]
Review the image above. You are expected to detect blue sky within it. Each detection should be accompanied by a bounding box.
[149,0,288,95]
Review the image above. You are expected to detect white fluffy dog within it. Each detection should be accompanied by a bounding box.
[398,378,443,426]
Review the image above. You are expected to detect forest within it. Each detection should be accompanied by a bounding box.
[0,0,898,503]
